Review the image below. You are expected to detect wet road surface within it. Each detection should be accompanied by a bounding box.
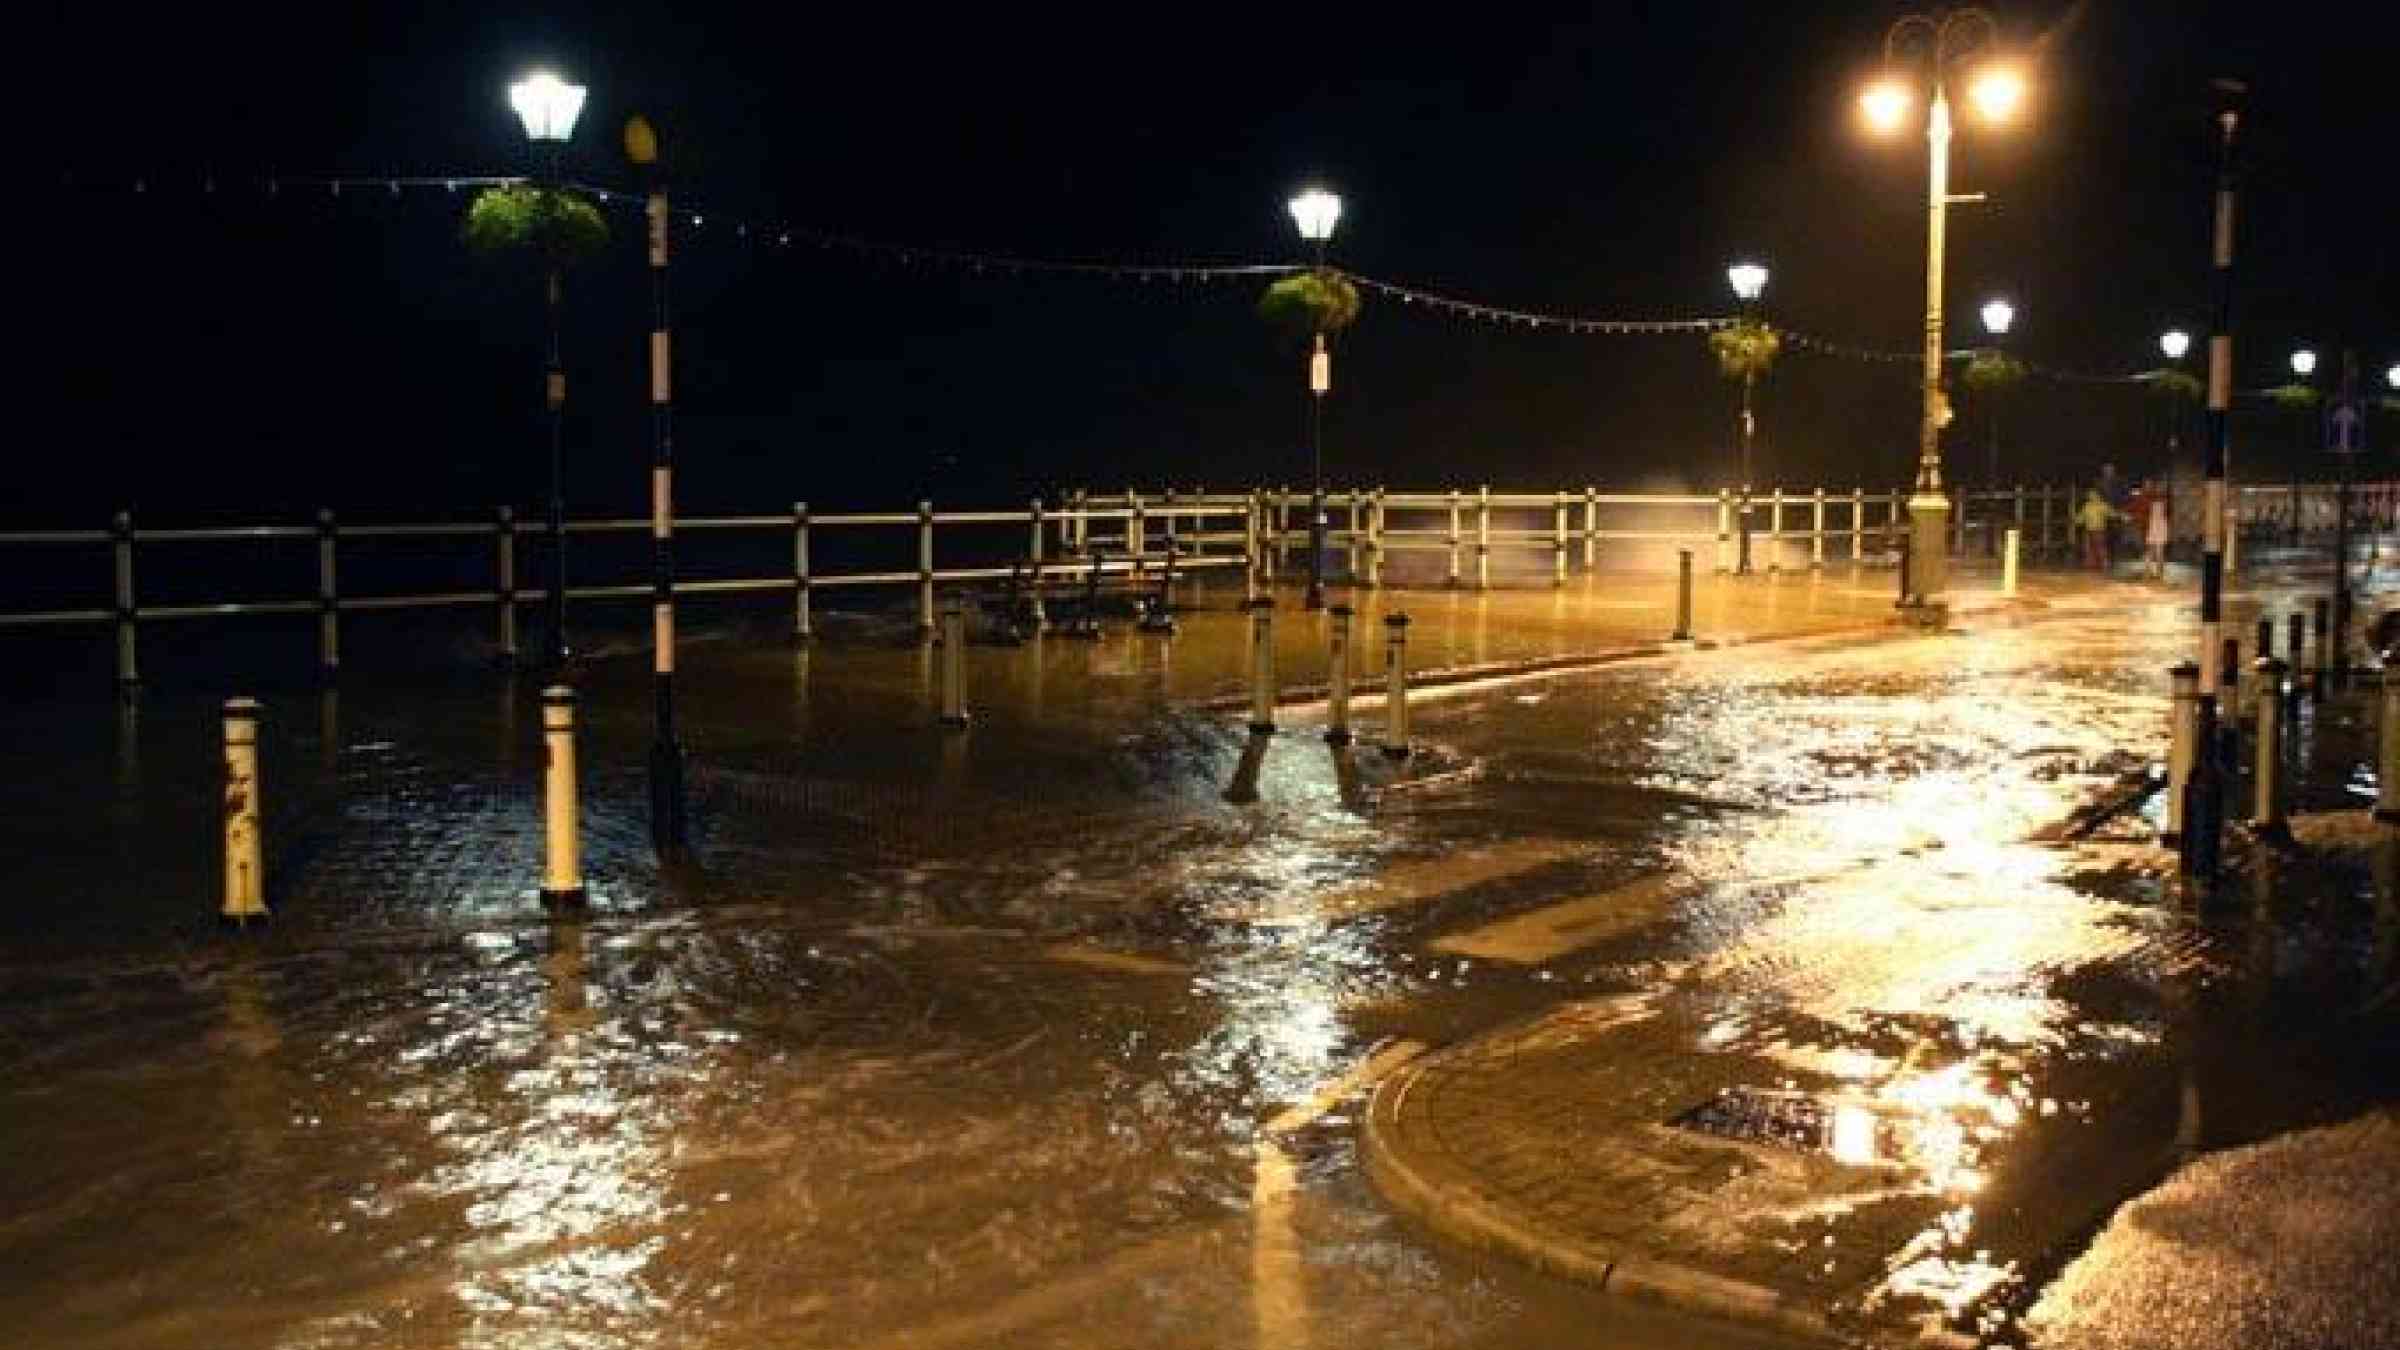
[0,574,2392,1347]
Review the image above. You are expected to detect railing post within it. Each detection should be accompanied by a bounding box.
[1127,487,1144,561]
[2255,657,2289,835]
[112,510,138,692]
[1672,548,1694,642]
[2013,482,2027,554]
[2164,661,2198,846]
[1583,485,1598,572]
[1475,485,1492,590]
[316,509,339,681]
[1382,612,1412,759]
[1810,487,1826,570]
[1552,490,1568,587]
[221,697,267,925]
[791,502,813,642]
[1250,489,1269,589]
[1891,489,1905,550]
[1767,486,1784,573]
[494,506,519,667]
[1162,487,1179,565]
[1246,597,1277,737]
[1024,497,1046,629]
[1278,487,1293,572]
[1850,487,1864,561]
[1326,604,1354,746]
[917,499,936,636]
[1347,488,1362,579]
[1715,489,1731,574]
[540,685,586,909]
[2290,612,2309,698]
[938,599,970,728]
[2003,527,2020,597]
[2040,483,2054,562]
[1446,489,1462,587]
[1367,488,1386,588]
[1951,486,1967,556]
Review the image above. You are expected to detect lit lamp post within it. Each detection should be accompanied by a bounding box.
[1726,262,1769,575]
[2158,326,2192,472]
[1979,296,2013,489]
[510,71,587,671]
[1860,8,2024,614]
[1288,187,1342,611]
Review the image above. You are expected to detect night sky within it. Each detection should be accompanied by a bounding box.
[33,1,2397,523]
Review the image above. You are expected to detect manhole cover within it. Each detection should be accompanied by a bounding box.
[1668,1087,1832,1152]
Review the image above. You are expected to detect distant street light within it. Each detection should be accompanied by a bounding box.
[1979,297,2014,488]
[1289,187,1341,611]
[510,69,587,672]
[2160,329,2190,361]
[2290,348,2317,378]
[1725,262,1769,574]
[2388,362,2399,391]
[1861,6,2020,614]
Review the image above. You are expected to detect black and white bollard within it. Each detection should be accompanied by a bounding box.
[2253,656,2288,836]
[938,599,970,728]
[2378,661,2400,826]
[1325,605,1354,746]
[221,697,267,925]
[1246,597,1277,737]
[540,685,586,909]
[1382,612,1412,759]
[1671,549,1695,643]
[2002,527,2020,598]
[2164,661,2199,847]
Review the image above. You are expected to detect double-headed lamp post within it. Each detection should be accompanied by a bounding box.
[1980,296,2013,487]
[1289,187,1341,611]
[1726,262,1769,574]
[510,70,587,671]
[1860,8,2024,613]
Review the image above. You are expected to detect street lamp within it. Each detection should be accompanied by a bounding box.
[1979,297,2013,490]
[2160,329,2190,361]
[2290,348,2317,379]
[1726,262,1769,574]
[2388,362,2398,391]
[1288,187,1341,611]
[1861,7,2022,614]
[510,70,586,672]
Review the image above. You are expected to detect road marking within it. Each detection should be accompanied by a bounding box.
[1231,838,1585,927]
[1264,1038,1428,1134]
[1040,942,1187,976]
[1428,871,1692,964]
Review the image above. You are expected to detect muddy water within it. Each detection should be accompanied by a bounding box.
[0,575,2391,1347]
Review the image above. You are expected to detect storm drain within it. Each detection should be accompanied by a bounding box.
[1668,1087,1832,1152]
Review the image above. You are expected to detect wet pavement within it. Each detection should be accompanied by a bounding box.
[0,566,2393,1347]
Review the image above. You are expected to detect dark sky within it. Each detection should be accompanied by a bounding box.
[32,1,2397,522]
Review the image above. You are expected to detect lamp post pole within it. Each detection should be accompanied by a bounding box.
[1289,188,1342,611]
[1726,263,1769,575]
[2183,80,2244,882]
[628,116,687,859]
[510,72,586,673]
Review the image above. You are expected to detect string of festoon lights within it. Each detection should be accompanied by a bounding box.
[62,169,2183,384]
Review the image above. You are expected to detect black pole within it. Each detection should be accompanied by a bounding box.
[2334,352,2362,683]
[2183,81,2243,883]
[1737,369,1754,575]
[1305,237,1329,611]
[544,262,569,670]
[642,144,688,858]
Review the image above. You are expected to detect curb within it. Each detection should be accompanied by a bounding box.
[1361,1058,1849,1346]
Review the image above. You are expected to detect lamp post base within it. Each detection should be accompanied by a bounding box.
[1906,492,1950,611]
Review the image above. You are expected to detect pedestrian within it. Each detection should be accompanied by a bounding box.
[2078,489,2118,573]
[2144,488,2172,580]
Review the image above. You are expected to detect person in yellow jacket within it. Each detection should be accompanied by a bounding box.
[2077,489,2120,572]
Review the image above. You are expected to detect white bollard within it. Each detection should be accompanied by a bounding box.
[221,697,267,924]
[540,685,586,909]
[2164,661,2198,847]
[1383,612,1412,759]
[1326,604,1354,746]
[1247,597,1277,737]
[939,599,970,728]
[2003,527,2020,597]
[2255,657,2289,835]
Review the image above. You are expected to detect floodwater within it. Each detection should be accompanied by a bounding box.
[0,570,2392,1348]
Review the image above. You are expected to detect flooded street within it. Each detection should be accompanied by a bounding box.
[1,573,2392,1347]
